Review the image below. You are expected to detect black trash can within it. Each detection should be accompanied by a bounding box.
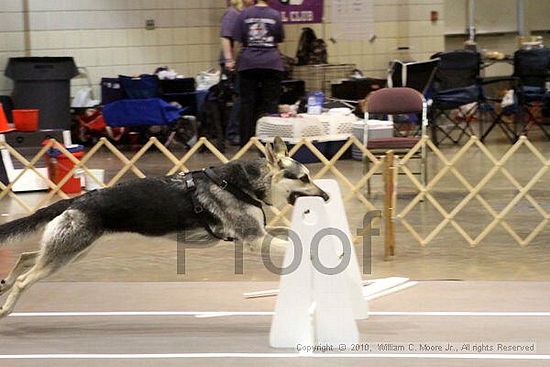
[5,57,78,130]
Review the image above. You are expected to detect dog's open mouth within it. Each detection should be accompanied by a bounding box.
[288,191,330,205]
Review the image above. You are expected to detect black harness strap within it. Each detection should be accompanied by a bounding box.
[182,172,231,241]
[181,168,266,242]
[203,168,266,225]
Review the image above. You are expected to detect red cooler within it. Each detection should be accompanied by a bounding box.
[45,145,84,194]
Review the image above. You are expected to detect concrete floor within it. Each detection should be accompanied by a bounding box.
[0,129,549,282]
[0,281,549,366]
[0,128,549,366]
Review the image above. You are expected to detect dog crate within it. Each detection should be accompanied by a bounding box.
[256,114,353,164]
[291,64,356,96]
[256,115,324,141]
[304,110,356,137]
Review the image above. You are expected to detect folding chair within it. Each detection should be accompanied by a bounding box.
[387,58,439,137]
[387,58,440,95]
[511,47,550,139]
[364,87,428,193]
[429,50,487,146]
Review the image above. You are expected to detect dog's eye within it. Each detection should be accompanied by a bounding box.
[283,171,296,180]
[299,175,309,183]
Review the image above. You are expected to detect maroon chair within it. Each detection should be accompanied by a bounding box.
[363,87,428,193]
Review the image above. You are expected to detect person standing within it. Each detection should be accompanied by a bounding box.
[232,0,285,147]
[220,0,254,146]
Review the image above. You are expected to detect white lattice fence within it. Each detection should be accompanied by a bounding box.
[394,135,550,247]
[0,136,383,233]
[5,134,546,250]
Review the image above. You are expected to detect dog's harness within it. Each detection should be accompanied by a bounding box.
[181,168,266,242]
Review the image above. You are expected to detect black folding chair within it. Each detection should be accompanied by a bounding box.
[387,58,440,95]
[512,47,550,139]
[429,51,486,145]
[482,48,550,141]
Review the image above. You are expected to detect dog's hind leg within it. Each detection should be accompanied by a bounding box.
[0,209,102,319]
[0,261,58,318]
[0,251,39,296]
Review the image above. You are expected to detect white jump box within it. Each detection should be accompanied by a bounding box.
[270,179,368,348]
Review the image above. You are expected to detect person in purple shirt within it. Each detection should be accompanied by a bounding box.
[232,0,285,147]
[220,0,254,146]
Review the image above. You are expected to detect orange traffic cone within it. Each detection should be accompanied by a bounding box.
[0,103,15,133]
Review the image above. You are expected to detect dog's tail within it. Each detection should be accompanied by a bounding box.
[0,198,77,245]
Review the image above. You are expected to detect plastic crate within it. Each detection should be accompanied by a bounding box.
[256,115,325,141]
[302,111,356,136]
[351,120,394,160]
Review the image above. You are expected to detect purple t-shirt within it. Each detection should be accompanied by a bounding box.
[219,7,241,65]
[233,6,285,72]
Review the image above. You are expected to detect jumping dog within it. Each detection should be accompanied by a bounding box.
[0,137,328,318]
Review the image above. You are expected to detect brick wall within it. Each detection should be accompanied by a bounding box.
[0,0,445,99]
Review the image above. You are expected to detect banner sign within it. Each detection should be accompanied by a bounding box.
[272,0,324,24]
[227,1,324,24]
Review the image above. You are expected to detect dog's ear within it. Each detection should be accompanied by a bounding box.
[273,136,289,158]
[265,142,278,166]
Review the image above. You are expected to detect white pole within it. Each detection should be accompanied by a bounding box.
[467,0,476,41]
[517,0,526,36]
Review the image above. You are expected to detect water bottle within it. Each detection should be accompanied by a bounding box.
[307,91,324,115]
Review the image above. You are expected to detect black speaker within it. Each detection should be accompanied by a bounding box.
[280,80,306,104]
